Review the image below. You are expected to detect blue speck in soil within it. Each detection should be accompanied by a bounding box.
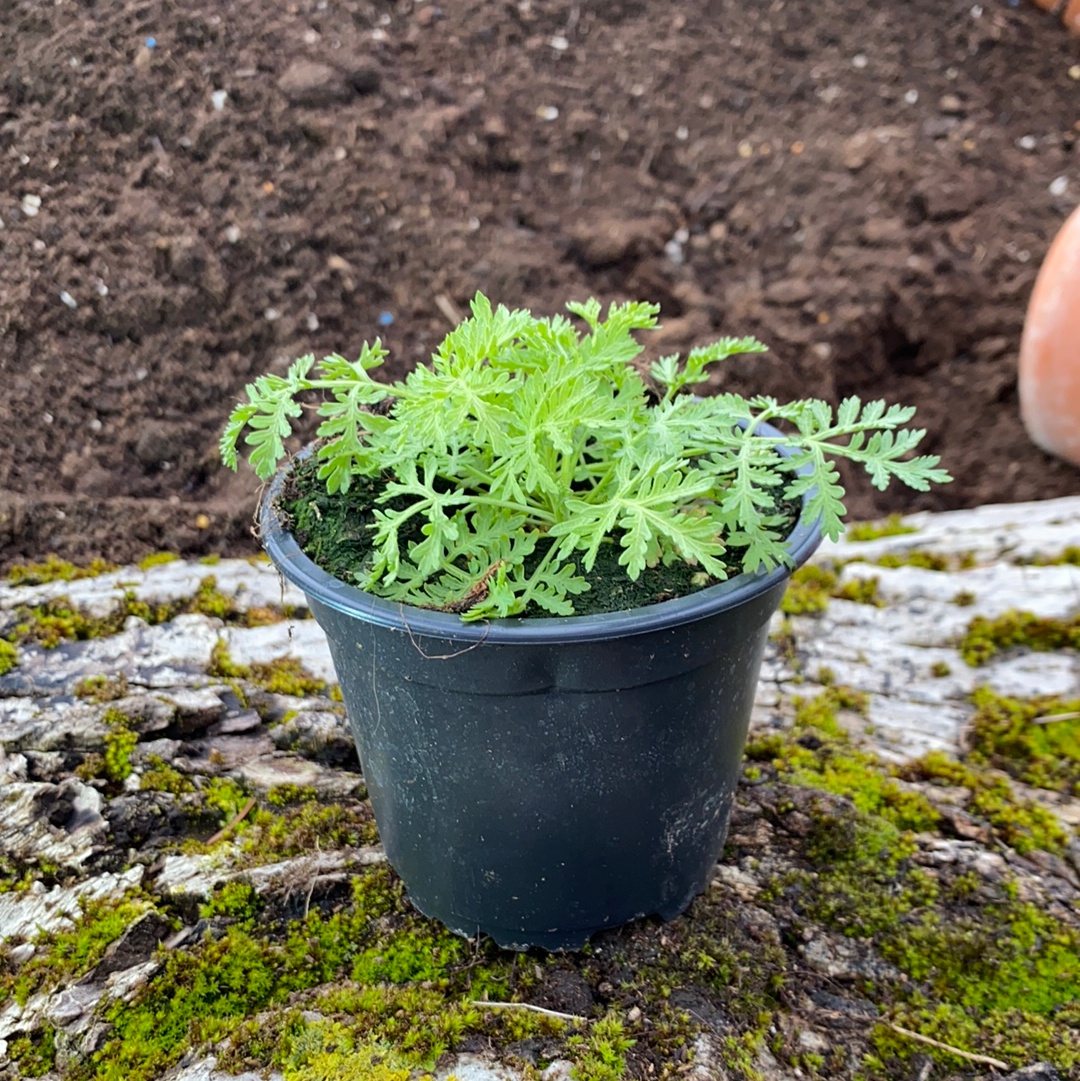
[378,311,394,326]
[146,36,157,48]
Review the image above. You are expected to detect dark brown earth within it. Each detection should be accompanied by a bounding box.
[1,0,1079,572]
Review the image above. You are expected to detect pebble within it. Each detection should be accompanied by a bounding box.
[1050,176,1069,196]
[938,93,963,114]
[276,60,354,107]
[842,131,874,170]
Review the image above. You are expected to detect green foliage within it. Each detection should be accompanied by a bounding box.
[965,687,1080,793]
[959,609,1080,666]
[0,638,15,676]
[845,513,917,541]
[222,293,949,618]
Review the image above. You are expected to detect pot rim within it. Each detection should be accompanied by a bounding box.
[259,427,824,644]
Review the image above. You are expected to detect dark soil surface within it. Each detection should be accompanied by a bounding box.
[2,0,1079,571]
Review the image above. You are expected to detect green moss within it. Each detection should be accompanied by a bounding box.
[760,737,1080,1072]
[203,777,256,829]
[958,609,1080,666]
[75,673,130,702]
[567,1013,635,1081]
[237,800,379,861]
[871,1004,1080,1075]
[266,784,319,807]
[745,687,1080,1072]
[10,579,289,652]
[904,750,1070,855]
[280,1024,432,1081]
[951,589,977,607]
[0,856,60,894]
[208,641,335,698]
[846,514,917,542]
[834,575,884,606]
[875,551,948,571]
[75,709,138,786]
[88,868,509,1081]
[8,1023,57,1077]
[1016,546,1080,566]
[793,684,870,738]
[5,896,155,1005]
[873,549,975,571]
[929,661,951,678]
[6,554,119,585]
[102,708,138,782]
[0,638,16,676]
[201,881,262,925]
[965,687,1080,794]
[199,553,222,566]
[137,552,180,570]
[781,564,836,615]
[190,576,235,619]
[140,756,195,795]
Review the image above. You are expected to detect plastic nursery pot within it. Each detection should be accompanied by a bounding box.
[260,433,823,950]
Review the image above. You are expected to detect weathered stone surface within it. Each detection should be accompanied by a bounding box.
[269,709,358,766]
[0,557,307,617]
[0,496,1077,1079]
[221,621,339,684]
[0,867,143,941]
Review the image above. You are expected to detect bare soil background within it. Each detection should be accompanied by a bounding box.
[1,0,1079,571]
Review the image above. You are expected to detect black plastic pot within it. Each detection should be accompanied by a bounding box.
[260,435,822,950]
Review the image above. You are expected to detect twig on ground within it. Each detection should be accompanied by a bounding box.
[434,293,463,326]
[885,1023,1010,1071]
[470,1000,588,1024]
[1031,710,1080,725]
[205,796,257,845]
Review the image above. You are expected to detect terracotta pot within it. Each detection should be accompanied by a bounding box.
[1019,203,1080,468]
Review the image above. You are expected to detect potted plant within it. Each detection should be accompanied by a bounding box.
[221,294,949,949]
